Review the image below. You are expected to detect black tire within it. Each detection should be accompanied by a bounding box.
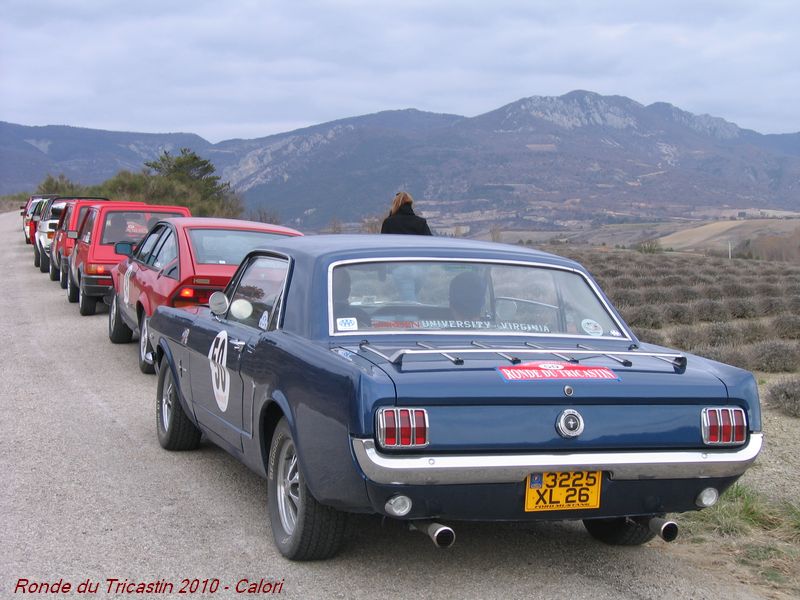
[48,253,60,281]
[78,280,97,316]
[583,517,658,546]
[138,313,155,374]
[66,269,79,302]
[108,294,133,343]
[156,358,201,451]
[33,242,40,268]
[267,418,348,560]
[59,259,68,289]
[39,245,49,273]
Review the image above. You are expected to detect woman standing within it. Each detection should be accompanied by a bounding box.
[380,191,432,235]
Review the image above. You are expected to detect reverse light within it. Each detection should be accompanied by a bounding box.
[377,408,429,449]
[696,487,719,508]
[701,407,747,445]
[384,495,413,516]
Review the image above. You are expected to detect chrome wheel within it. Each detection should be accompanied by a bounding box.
[161,373,173,432]
[276,439,300,535]
[110,295,117,331]
[140,316,149,361]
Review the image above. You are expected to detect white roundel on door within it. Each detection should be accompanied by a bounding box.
[122,264,134,305]
[208,330,230,412]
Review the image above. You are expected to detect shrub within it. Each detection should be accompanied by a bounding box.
[772,314,800,339]
[756,283,780,297]
[670,325,707,351]
[766,378,800,417]
[662,302,695,325]
[721,281,750,297]
[759,296,786,316]
[707,322,741,347]
[635,328,666,346]
[749,341,800,373]
[738,321,769,344]
[788,296,800,313]
[692,299,730,322]
[697,285,725,300]
[608,289,641,307]
[642,287,669,305]
[661,274,684,287]
[625,305,663,329]
[726,298,758,319]
[611,276,637,290]
[694,344,751,370]
[672,285,701,302]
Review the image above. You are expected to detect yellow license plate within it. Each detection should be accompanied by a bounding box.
[524,471,602,512]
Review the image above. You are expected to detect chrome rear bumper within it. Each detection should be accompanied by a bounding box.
[352,433,763,485]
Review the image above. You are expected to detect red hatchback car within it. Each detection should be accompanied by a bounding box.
[49,197,112,284]
[108,217,302,373]
[68,203,191,317]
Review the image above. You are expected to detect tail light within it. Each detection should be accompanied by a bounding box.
[46,232,55,239]
[85,263,110,275]
[172,286,214,308]
[701,407,747,445]
[377,408,428,449]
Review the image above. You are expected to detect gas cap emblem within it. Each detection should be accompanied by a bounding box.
[556,409,584,438]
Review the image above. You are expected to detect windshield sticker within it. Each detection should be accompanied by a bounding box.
[208,330,230,412]
[609,329,622,337]
[258,310,270,330]
[581,319,603,336]
[337,317,359,331]
[498,361,619,382]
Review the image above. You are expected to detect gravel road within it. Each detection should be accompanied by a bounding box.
[0,210,767,599]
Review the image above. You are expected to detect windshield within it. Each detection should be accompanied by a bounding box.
[100,211,183,245]
[188,229,291,265]
[330,260,626,338]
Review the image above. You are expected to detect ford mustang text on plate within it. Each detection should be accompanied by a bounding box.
[148,236,762,560]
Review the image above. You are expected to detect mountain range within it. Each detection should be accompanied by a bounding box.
[2,90,799,231]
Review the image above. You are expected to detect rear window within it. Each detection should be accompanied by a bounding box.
[100,211,183,245]
[187,229,291,265]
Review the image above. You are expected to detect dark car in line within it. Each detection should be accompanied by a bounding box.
[147,235,762,560]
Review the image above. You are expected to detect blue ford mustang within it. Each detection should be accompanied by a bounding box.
[148,235,762,560]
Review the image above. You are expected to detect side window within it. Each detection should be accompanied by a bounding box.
[57,205,72,231]
[227,256,289,330]
[151,230,178,272]
[79,211,96,244]
[146,228,171,267]
[135,226,165,264]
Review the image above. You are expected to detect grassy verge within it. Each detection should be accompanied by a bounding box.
[680,483,800,593]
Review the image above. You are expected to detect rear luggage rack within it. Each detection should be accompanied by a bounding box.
[358,340,687,370]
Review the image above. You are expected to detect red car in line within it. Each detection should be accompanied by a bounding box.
[48,197,112,284]
[108,217,302,373]
[67,203,191,317]
[25,198,49,249]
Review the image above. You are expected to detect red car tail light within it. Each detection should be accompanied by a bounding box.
[702,407,747,445]
[85,263,110,275]
[377,408,429,449]
[172,287,214,308]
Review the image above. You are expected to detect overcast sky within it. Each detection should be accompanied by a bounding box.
[1,0,798,142]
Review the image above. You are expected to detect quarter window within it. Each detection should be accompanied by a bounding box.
[227,256,289,330]
[151,230,178,272]
[135,226,165,263]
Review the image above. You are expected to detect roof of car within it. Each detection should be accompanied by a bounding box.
[247,234,582,270]
[157,217,302,236]
[92,202,189,213]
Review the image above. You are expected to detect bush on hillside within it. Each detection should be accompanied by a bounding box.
[766,378,800,417]
[749,341,799,373]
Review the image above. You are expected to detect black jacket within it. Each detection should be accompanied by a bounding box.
[380,204,432,235]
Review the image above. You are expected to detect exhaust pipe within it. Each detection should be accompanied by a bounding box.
[409,520,456,548]
[647,517,678,542]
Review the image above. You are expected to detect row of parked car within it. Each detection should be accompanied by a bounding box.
[19,194,763,561]
[20,194,300,372]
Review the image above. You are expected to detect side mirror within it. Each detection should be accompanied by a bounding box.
[209,291,230,316]
[115,241,134,256]
[67,231,78,239]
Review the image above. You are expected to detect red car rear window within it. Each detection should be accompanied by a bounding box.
[100,211,184,245]
[187,229,292,264]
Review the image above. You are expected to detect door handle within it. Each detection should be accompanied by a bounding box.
[230,339,246,352]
